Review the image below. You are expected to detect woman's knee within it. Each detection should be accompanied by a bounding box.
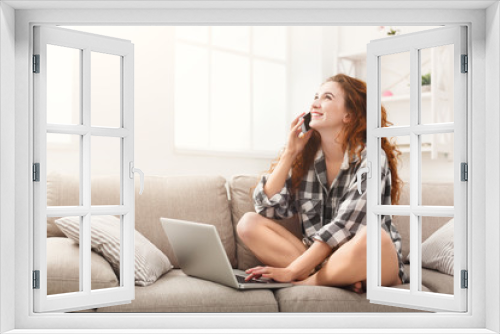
[237,212,264,242]
[350,226,393,258]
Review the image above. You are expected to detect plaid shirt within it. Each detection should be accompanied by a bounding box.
[254,147,409,284]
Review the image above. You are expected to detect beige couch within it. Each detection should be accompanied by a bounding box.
[46,173,454,313]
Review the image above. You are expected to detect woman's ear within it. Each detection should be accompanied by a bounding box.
[343,112,352,124]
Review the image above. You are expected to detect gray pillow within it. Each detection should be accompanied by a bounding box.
[55,216,173,286]
[406,218,454,276]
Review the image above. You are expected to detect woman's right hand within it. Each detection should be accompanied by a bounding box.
[284,112,313,159]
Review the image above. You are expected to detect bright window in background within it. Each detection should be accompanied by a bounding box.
[174,26,288,155]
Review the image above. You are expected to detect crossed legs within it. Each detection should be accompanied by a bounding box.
[237,212,402,292]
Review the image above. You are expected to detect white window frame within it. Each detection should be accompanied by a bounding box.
[366,25,467,312]
[32,25,136,312]
[173,26,290,157]
[1,2,498,334]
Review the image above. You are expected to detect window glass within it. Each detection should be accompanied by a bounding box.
[47,133,81,206]
[174,44,210,149]
[380,51,411,127]
[91,52,121,128]
[252,60,286,152]
[210,51,251,150]
[91,136,121,206]
[47,45,81,125]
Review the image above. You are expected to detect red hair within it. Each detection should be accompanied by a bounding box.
[268,74,403,205]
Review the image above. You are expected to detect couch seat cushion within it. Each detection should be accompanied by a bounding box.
[273,284,431,313]
[95,269,278,313]
[47,237,119,295]
[405,264,454,295]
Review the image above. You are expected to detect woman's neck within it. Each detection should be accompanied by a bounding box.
[320,130,345,163]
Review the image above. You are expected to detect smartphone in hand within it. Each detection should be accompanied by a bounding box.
[301,112,312,134]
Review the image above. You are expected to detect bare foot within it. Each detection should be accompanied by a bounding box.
[344,281,365,294]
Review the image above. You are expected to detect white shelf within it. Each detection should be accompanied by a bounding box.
[337,50,366,61]
[381,91,432,103]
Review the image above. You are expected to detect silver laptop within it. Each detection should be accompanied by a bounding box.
[160,218,293,290]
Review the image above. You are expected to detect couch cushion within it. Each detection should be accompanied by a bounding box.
[229,175,302,270]
[47,237,119,295]
[273,284,431,312]
[47,173,236,269]
[391,183,454,262]
[418,218,454,276]
[95,269,278,312]
[404,264,454,295]
[137,175,236,268]
[55,215,173,287]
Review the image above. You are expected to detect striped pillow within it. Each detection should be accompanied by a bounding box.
[55,216,173,286]
[407,218,454,276]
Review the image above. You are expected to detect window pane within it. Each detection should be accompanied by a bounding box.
[420,216,454,295]
[175,26,209,44]
[174,44,209,149]
[253,60,286,152]
[212,26,250,53]
[381,51,410,127]
[421,133,454,206]
[381,215,409,291]
[47,133,81,206]
[47,216,81,295]
[91,215,122,290]
[91,52,121,128]
[253,26,287,61]
[381,136,409,205]
[420,44,454,124]
[91,136,121,206]
[211,51,251,150]
[47,44,81,125]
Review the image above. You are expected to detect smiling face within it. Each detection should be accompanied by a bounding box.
[308,81,351,134]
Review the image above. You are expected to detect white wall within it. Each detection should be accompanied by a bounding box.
[61,26,331,180]
[0,2,16,333]
[56,25,453,183]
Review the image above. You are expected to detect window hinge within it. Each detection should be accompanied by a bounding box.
[33,163,40,182]
[461,270,468,289]
[461,54,468,73]
[33,270,40,289]
[461,162,468,181]
[33,54,40,73]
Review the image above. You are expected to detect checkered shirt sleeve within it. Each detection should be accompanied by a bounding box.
[253,173,297,220]
[312,168,390,249]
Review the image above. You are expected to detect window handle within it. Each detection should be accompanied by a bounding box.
[356,162,371,195]
[129,162,144,195]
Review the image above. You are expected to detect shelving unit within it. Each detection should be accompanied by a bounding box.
[337,43,454,160]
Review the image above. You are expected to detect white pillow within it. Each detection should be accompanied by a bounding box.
[55,216,173,286]
[406,218,454,276]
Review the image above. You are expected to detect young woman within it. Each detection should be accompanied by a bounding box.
[237,74,408,294]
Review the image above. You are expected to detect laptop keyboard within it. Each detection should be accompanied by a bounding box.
[235,274,271,284]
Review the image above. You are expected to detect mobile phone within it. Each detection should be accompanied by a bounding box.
[301,112,312,134]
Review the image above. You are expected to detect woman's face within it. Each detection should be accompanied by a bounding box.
[308,81,350,133]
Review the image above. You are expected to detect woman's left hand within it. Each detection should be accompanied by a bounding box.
[245,266,296,283]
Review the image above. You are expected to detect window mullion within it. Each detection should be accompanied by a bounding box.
[208,27,212,149]
[81,47,92,294]
[249,27,254,151]
[409,47,421,295]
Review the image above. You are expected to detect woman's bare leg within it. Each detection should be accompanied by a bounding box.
[237,212,307,268]
[294,226,402,291]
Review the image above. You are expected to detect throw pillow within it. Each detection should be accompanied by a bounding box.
[406,218,454,276]
[55,216,173,286]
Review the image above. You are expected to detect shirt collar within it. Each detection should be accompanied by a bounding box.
[314,146,360,171]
